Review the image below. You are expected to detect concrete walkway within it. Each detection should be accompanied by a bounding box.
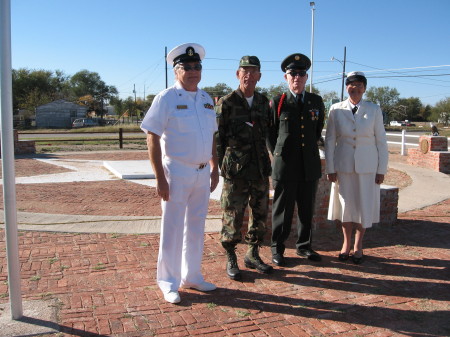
[1,158,449,234]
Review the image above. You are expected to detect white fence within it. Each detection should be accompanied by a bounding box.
[386,130,450,155]
[322,130,450,155]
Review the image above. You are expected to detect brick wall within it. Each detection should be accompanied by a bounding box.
[241,159,399,241]
[407,136,450,174]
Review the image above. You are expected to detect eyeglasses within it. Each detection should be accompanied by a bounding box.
[287,71,307,77]
[239,68,260,75]
[347,82,365,88]
[180,64,202,71]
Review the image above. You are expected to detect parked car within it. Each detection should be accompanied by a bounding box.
[404,120,416,127]
[72,118,100,128]
[389,121,402,126]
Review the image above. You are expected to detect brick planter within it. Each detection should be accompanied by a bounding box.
[241,159,399,242]
[407,135,450,174]
[0,130,36,156]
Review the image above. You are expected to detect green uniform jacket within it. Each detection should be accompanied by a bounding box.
[215,88,272,180]
[267,91,325,182]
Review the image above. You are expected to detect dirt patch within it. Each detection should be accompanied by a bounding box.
[0,158,73,178]
[384,168,412,190]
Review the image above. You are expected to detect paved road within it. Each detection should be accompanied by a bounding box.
[18,132,144,139]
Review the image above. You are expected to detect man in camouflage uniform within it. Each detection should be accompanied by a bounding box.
[215,56,273,280]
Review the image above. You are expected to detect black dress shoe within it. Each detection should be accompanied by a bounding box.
[352,254,364,264]
[297,248,322,262]
[338,253,350,261]
[272,253,286,266]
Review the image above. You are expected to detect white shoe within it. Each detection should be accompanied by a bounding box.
[163,291,181,304]
[182,281,216,292]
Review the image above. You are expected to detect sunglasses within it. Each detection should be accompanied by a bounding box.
[288,71,307,77]
[180,64,202,71]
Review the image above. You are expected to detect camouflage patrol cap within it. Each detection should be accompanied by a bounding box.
[239,56,261,68]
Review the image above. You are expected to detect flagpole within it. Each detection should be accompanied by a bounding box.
[1,0,23,319]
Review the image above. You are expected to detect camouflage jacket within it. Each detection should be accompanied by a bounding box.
[215,88,272,180]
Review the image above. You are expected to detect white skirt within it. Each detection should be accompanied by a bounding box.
[328,172,380,228]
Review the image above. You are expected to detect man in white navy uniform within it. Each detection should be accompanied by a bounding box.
[140,43,219,304]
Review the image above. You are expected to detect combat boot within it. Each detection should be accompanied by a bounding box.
[244,244,273,274]
[222,243,242,280]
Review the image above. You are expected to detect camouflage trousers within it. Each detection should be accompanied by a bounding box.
[220,177,269,245]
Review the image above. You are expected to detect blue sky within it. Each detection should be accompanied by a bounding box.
[10,0,450,106]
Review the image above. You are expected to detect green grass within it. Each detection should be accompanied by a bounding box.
[206,302,217,309]
[93,263,106,270]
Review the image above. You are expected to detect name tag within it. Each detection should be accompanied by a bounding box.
[177,105,188,109]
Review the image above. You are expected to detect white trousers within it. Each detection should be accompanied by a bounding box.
[157,159,211,293]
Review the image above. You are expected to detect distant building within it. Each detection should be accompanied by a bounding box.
[106,105,116,115]
[35,100,87,128]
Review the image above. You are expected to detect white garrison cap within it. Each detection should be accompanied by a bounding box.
[166,43,205,67]
[347,71,365,78]
[345,71,367,86]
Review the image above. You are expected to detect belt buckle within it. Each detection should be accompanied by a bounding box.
[198,163,207,169]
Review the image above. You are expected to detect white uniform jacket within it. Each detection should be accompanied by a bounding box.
[140,81,217,165]
[325,99,388,175]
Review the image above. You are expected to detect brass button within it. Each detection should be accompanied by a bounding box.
[302,134,305,138]
[301,116,304,120]
[301,125,304,128]
[302,143,305,147]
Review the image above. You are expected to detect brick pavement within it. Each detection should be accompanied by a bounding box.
[1,198,449,336]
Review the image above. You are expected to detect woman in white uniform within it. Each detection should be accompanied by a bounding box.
[325,71,388,264]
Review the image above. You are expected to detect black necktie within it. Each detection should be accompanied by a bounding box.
[352,106,358,114]
[297,94,303,109]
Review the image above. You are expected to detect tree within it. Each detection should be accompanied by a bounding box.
[419,104,432,122]
[305,84,320,95]
[365,86,400,120]
[321,90,340,103]
[257,83,288,99]
[395,97,423,121]
[201,83,232,102]
[12,68,70,112]
[431,97,450,125]
[70,70,118,117]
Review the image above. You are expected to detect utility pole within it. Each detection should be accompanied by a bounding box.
[309,2,315,93]
[165,46,168,89]
[133,84,136,121]
[341,47,346,101]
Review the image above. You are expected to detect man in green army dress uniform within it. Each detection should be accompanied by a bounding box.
[216,56,273,280]
[267,53,325,267]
